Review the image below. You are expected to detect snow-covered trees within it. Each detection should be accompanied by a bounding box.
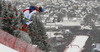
[0,0,51,51]
[28,16,51,51]
[0,1,18,35]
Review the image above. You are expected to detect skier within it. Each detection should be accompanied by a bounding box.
[20,5,45,32]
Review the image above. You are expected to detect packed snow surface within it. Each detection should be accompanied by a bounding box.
[0,43,18,52]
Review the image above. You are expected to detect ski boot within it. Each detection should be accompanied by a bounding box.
[19,24,29,32]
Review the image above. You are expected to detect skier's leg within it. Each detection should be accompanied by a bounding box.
[23,10,30,18]
[20,9,30,32]
[19,23,27,30]
[23,23,27,28]
[21,21,32,32]
[20,10,29,30]
[25,21,32,25]
[25,17,32,25]
[21,23,28,32]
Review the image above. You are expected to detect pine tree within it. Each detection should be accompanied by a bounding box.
[0,1,2,16]
[28,16,51,51]
[1,1,18,35]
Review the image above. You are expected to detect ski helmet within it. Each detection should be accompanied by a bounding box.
[39,6,45,12]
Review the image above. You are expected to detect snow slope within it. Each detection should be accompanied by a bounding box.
[64,35,89,52]
[0,43,18,52]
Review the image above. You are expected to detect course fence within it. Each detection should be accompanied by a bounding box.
[0,29,43,52]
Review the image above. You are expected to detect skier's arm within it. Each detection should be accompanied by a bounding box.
[29,10,37,18]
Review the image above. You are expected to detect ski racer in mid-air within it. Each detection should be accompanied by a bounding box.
[20,5,45,32]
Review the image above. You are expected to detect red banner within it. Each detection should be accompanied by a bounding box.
[14,38,28,52]
[0,30,43,52]
[0,30,6,44]
[26,44,36,52]
[4,33,17,48]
